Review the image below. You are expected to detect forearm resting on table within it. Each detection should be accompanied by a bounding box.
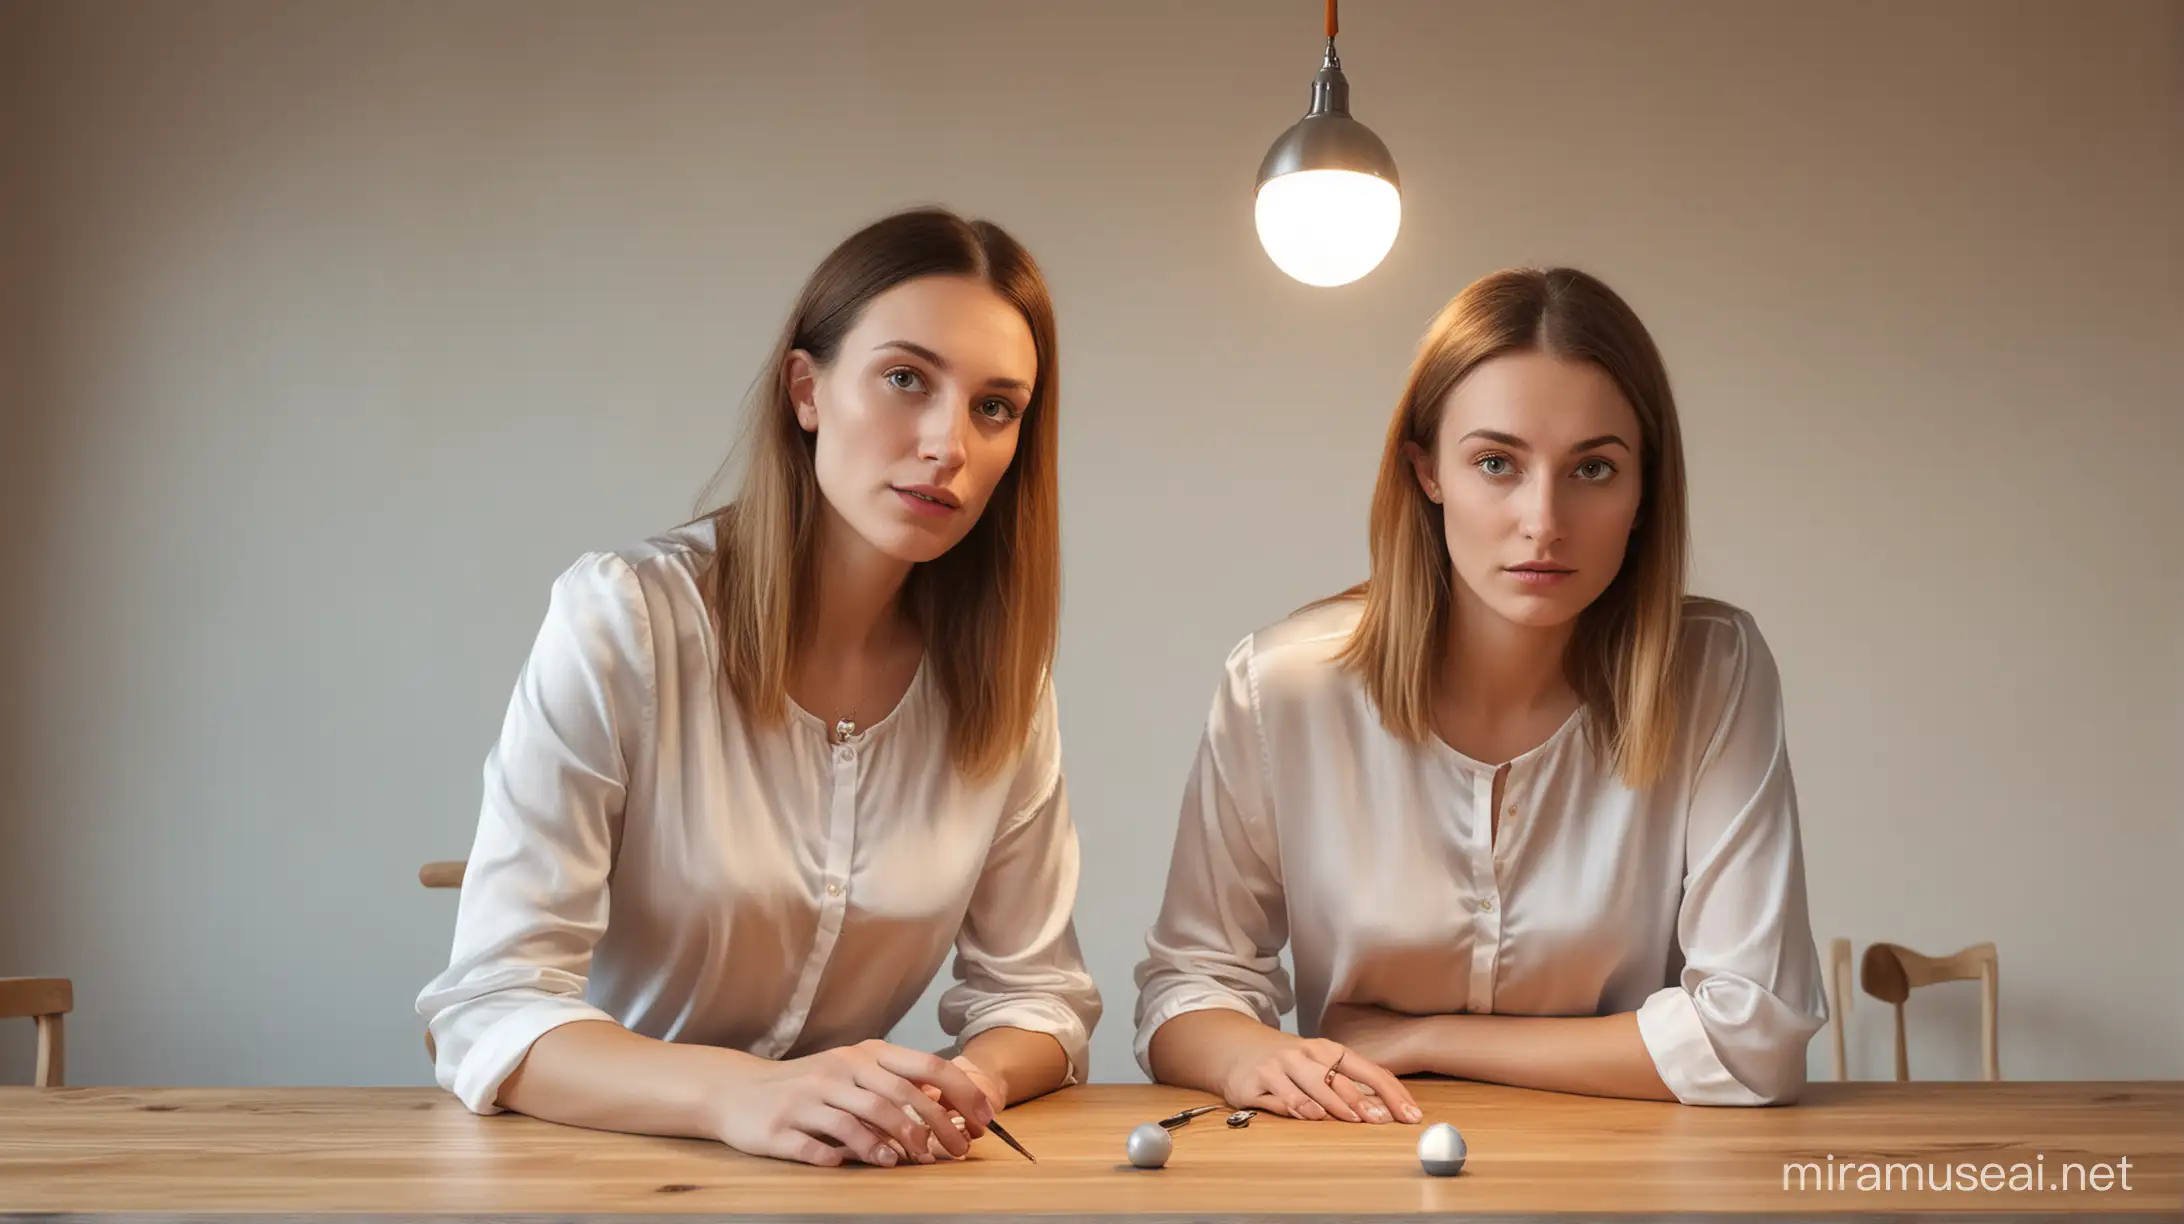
[1406,1012,1674,1102]
[960,1026,1070,1107]
[496,1019,766,1139]
[1146,1007,1285,1094]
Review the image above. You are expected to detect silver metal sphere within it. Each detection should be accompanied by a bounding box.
[1417,1121,1467,1176]
[1126,1121,1174,1169]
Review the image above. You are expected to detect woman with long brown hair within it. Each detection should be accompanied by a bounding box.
[1135,267,1825,1121]
[419,207,1100,1166]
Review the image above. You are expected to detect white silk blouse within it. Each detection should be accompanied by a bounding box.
[417,520,1102,1114]
[1133,596,1827,1105]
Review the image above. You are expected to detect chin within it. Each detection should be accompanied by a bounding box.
[1490,599,1583,629]
[865,519,968,565]
[1470,578,1595,630]
[875,533,953,565]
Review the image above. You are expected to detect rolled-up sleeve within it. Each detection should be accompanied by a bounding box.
[1131,635,1295,1079]
[1636,613,1828,1106]
[414,552,651,1114]
[938,680,1104,1083]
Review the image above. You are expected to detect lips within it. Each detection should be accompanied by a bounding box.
[1505,563,1575,589]
[894,484,960,509]
[893,486,960,519]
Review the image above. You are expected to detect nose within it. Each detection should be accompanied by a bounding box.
[1519,473,1565,544]
[917,401,969,475]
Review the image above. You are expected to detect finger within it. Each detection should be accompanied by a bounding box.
[847,1117,917,1165]
[1338,1052,1423,1123]
[1283,1053,1363,1122]
[920,1083,973,1146]
[851,1084,943,1164]
[854,1065,971,1158]
[927,1117,969,1162]
[1326,1072,1391,1123]
[826,1083,940,1164]
[767,1131,846,1167]
[1298,1045,1387,1123]
[1251,1084,1323,1121]
[1274,1081,1326,1120]
[870,1045,992,1134]
[793,1103,901,1168]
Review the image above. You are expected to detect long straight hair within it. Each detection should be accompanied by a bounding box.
[1335,267,1691,789]
[695,208,1061,781]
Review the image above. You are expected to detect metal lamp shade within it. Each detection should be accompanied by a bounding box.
[1254,55,1402,287]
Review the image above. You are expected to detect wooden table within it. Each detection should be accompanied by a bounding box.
[1,1082,2177,1220]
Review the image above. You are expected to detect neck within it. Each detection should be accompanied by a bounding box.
[807,505,916,661]
[1438,580,1579,717]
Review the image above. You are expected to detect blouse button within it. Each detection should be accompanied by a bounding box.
[826,881,843,898]
[1478,897,1496,913]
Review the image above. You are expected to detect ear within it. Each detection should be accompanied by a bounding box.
[1401,440,1442,504]
[785,349,821,433]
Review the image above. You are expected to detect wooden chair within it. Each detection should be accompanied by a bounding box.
[1859,941,2000,1082]
[416,860,466,1061]
[1821,938,1854,1080]
[1,977,73,1087]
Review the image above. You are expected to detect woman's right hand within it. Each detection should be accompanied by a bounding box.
[708,1039,997,1167]
[1220,1035,1422,1125]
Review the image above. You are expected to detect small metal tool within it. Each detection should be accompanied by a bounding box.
[1156,1104,1224,1129]
[983,1118,1037,1164]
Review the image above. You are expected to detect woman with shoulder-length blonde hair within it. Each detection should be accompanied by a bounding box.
[419,207,1101,1168]
[1135,267,1826,1121]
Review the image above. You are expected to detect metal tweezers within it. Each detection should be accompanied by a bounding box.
[983,1118,1038,1164]
[1157,1104,1225,1129]
[1155,1104,1260,1132]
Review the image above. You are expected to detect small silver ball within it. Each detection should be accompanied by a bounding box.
[1417,1121,1467,1177]
[1126,1122,1174,1169]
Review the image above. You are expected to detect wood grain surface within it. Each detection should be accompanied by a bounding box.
[1,1081,2176,1220]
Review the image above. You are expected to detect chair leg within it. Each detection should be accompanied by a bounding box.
[35,1013,65,1088]
[1826,938,1853,1081]
[1980,960,2000,1081]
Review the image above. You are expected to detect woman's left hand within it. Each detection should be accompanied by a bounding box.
[914,1055,1009,1158]
[1318,1003,1426,1077]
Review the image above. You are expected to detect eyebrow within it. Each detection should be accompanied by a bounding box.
[1457,429,1632,454]
[875,340,1031,393]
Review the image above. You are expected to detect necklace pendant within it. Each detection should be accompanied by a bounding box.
[832,716,858,744]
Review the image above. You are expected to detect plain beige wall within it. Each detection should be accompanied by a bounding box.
[2,0,2178,1090]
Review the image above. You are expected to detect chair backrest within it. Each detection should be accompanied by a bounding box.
[1859,940,2000,1082]
[0,977,73,1087]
